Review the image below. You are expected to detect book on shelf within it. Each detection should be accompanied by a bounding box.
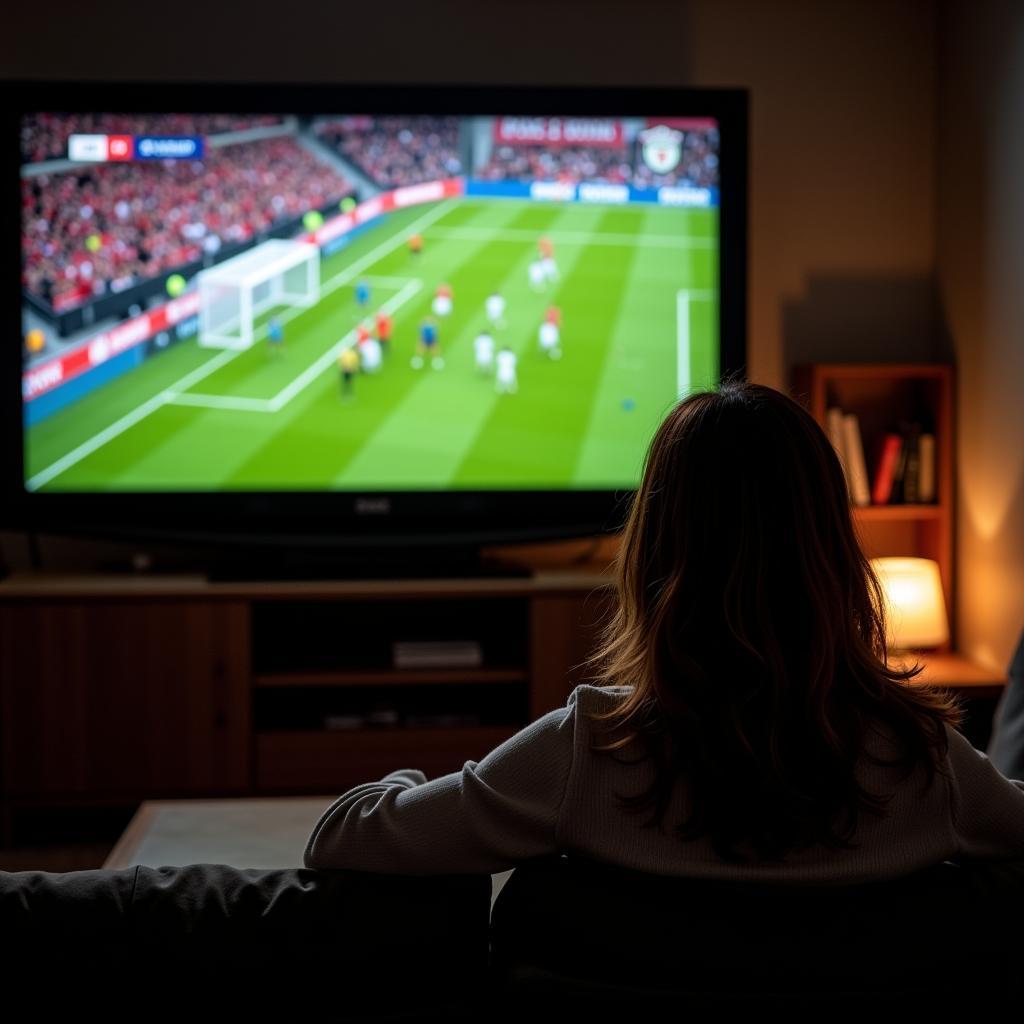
[871,432,903,505]
[902,423,923,503]
[869,422,937,505]
[841,413,871,507]
[918,432,936,502]
[826,406,852,494]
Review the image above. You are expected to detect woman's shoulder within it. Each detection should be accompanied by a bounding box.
[566,683,635,714]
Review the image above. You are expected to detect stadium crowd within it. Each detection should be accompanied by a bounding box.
[21,114,284,165]
[479,127,720,189]
[315,116,461,188]
[22,138,352,309]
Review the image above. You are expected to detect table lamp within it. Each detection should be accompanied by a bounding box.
[870,557,949,651]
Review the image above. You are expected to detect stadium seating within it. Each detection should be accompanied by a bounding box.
[21,137,352,310]
[315,115,462,188]
[2,853,1022,1015]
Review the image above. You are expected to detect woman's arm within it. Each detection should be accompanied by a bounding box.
[303,699,578,874]
[946,725,1024,859]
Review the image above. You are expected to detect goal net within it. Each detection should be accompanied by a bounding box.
[197,239,320,349]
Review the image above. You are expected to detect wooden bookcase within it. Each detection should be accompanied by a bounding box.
[792,363,954,651]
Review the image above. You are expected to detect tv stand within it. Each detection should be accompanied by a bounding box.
[204,545,534,583]
[0,570,614,846]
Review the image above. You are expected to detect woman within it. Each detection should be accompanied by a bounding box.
[304,381,1024,881]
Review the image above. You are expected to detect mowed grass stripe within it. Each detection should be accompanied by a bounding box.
[215,201,559,487]
[450,207,637,487]
[333,204,608,488]
[572,207,713,487]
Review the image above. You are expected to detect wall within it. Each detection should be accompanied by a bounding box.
[1,0,940,570]
[937,0,1024,671]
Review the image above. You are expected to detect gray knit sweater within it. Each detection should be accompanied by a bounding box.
[303,683,1024,883]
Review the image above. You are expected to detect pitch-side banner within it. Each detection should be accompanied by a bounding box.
[493,117,623,148]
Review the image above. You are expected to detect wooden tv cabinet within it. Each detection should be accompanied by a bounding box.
[0,570,613,846]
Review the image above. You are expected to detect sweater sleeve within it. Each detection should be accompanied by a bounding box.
[302,693,579,875]
[946,724,1024,859]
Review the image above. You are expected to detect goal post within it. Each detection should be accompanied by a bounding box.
[197,238,320,349]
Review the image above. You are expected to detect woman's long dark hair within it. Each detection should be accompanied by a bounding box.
[586,380,962,863]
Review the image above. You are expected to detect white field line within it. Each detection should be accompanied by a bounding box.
[267,279,423,411]
[675,289,717,399]
[169,393,274,412]
[427,226,714,248]
[677,290,691,400]
[26,346,238,491]
[26,199,456,490]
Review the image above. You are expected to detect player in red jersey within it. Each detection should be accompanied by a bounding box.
[356,322,372,347]
[432,282,454,317]
[375,310,393,358]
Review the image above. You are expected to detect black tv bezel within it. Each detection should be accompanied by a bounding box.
[3,81,747,548]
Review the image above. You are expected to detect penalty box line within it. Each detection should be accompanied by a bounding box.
[168,279,422,415]
[26,199,457,491]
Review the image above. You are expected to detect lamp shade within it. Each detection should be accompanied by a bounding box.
[870,557,949,650]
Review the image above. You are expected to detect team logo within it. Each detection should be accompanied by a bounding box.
[640,125,684,175]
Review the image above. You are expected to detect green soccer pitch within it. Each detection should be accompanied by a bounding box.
[25,197,719,492]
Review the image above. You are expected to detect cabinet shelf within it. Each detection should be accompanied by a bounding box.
[254,668,528,688]
[853,504,943,522]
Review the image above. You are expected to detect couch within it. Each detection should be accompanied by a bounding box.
[2,854,1022,1017]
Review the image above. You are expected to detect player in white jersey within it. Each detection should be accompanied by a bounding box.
[495,346,518,394]
[360,336,383,373]
[538,321,561,360]
[540,256,559,284]
[474,332,495,375]
[528,260,546,291]
[485,290,506,328]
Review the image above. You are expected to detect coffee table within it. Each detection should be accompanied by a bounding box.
[104,796,513,909]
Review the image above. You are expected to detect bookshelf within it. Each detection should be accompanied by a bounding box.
[793,364,954,651]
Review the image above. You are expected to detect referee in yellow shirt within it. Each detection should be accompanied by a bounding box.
[338,344,360,398]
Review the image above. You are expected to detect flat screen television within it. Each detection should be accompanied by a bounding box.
[4,82,747,555]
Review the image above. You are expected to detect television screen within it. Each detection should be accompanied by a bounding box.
[8,85,745,544]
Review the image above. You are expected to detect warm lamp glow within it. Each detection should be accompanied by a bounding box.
[870,557,949,650]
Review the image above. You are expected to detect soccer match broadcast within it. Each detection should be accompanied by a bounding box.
[20,111,720,492]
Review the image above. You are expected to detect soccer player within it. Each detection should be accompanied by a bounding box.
[413,317,443,370]
[338,344,360,398]
[528,260,546,292]
[539,236,559,284]
[408,233,423,258]
[495,346,518,394]
[474,331,495,375]
[432,283,454,318]
[361,336,383,373]
[267,316,284,354]
[539,319,561,360]
[356,322,372,347]
[375,310,393,357]
[485,290,506,329]
[355,280,371,314]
